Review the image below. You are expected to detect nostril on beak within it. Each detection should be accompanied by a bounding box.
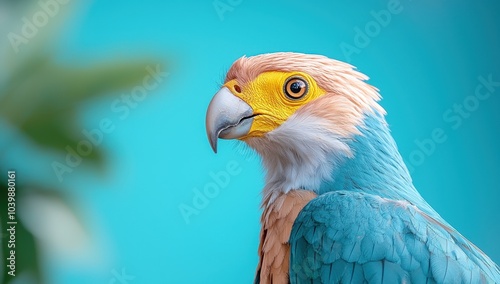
[234,85,242,93]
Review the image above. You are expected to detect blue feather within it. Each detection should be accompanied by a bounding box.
[289,114,500,283]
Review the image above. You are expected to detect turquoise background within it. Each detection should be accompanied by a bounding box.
[39,0,500,283]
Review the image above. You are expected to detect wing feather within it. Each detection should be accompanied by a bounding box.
[289,191,500,283]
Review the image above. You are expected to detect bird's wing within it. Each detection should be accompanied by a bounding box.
[289,191,500,284]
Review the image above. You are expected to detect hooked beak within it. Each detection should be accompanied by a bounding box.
[206,87,254,153]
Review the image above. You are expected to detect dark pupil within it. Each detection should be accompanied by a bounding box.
[290,81,302,93]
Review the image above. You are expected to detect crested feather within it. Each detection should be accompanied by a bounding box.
[225,53,384,118]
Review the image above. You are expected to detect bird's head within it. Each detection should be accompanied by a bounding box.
[206,52,386,193]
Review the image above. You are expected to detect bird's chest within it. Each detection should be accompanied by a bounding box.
[256,190,317,284]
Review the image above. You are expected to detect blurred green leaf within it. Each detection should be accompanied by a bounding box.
[0,53,161,164]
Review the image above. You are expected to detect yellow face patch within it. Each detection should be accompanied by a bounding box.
[224,71,326,138]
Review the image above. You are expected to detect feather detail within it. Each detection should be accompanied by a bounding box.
[255,189,317,284]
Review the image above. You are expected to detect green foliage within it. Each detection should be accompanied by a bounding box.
[1,53,158,165]
[0,53,163,283]
[0,10,164,284]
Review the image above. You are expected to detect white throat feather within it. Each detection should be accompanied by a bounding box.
[246,112,353,206]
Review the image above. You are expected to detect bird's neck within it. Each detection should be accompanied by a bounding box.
[247,113,353,205]
[252,112,427,208]
[321,114,420,201]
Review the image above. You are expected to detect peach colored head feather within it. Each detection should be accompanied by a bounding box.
[226,52,386,131]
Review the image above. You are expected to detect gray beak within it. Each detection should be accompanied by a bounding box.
[205,87,254,153]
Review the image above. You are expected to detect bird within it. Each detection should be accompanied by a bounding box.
[205,52,500,284]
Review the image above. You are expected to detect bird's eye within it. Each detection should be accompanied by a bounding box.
[284,77,308,100]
